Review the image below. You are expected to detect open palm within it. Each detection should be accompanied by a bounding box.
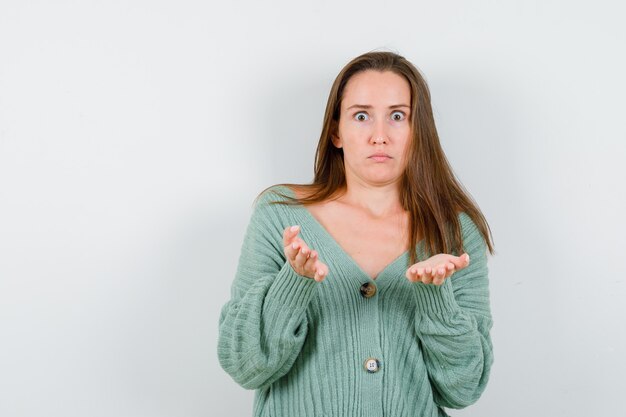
[405,253,470,286]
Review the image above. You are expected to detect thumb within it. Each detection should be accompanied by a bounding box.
[455,253,470,268]
[283,225,300,247]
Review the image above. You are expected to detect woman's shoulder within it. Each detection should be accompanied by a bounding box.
[255,184,297,204]
[455,210,490,260]
[256,183,321,204]
[245,186,297,238]
[250,184,304,222]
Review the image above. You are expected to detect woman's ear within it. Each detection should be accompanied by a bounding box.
[331,134,343,149]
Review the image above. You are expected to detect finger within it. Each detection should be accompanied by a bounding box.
[432,266,445,283]
[288,238,307,262]
[322,263,330,280]
[435,265,451,285]
[422,269,433,284]
[407,267,417,282]
[283,225,301,247]
[285,240,300,261]
[294,243,309,269]
[314,268,323,282]
[445,262,455,278]
[407,266,425,283]
[429,269,442,285]
[299,242,310,258]
[314,263,328,282]
[415,267,426,283]
[437,266,447,278]
[284,236,304,261]
[450,253,470,269]
[299,241,312,262]
[303,250,318,271]
[289,239,304,260]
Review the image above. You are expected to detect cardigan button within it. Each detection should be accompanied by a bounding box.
[360,282,377,298]
[364,357,380,373]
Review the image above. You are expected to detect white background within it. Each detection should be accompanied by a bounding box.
[1,1,624,416]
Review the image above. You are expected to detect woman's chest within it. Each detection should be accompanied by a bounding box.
[305,203,410,280]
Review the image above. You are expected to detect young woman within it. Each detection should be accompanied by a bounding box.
[218,50,495,417]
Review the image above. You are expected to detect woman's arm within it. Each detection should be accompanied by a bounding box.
[217,191,319,390]
[412,213,494,409]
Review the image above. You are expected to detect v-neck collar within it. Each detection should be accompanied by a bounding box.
[276,185,417,284]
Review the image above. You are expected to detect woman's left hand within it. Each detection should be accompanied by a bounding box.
[405,253,470,286]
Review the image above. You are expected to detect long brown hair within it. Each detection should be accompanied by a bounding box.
[258,50,495,265]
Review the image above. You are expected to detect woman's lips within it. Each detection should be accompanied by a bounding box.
[369,155,391,162]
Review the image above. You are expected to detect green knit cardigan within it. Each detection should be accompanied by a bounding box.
[218,185,494,417]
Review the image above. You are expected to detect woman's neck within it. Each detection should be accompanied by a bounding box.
[336,181,405,219]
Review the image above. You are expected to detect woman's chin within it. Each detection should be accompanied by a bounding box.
[364,174,402,186]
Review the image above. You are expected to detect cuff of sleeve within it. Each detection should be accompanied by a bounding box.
[265,260,319,310]
[413,278,461,315]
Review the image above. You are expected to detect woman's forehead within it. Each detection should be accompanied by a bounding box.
[342,71,410,108]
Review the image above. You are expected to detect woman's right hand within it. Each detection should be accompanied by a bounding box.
[283,225,329,282]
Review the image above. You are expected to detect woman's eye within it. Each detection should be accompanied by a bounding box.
[391,111,406,121]
[354,112,369,121]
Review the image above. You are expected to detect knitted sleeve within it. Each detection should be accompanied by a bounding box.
[411,212,494,409]
[217,190,319,390]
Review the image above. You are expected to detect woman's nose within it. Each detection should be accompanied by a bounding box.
[370,120,388,144]
[372,136,386,144]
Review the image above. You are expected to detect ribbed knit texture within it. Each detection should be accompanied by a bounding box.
[218,185,494,417]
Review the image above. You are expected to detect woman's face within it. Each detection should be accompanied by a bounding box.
[332,70,412,188]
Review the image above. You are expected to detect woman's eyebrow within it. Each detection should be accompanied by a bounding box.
[346,104,410,110]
